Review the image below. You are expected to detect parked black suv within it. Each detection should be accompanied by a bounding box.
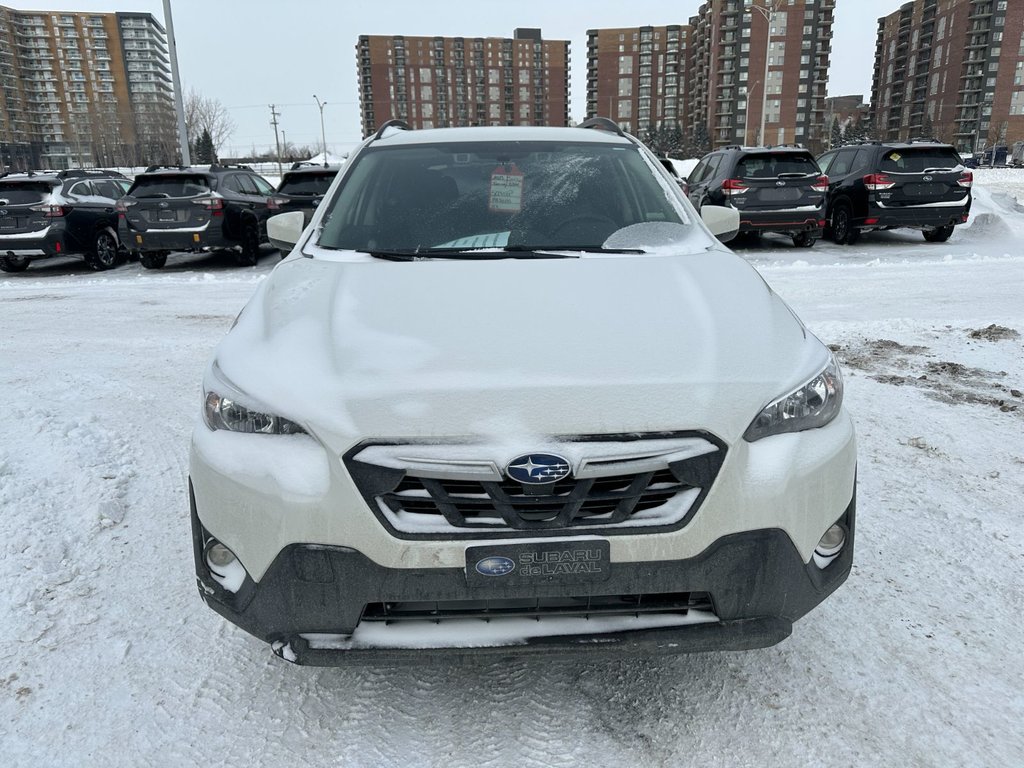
[118,164,281,269]
[686,145,828,247]
[0,169,131,273]
[275,163,340,226]
[816,140,972,244]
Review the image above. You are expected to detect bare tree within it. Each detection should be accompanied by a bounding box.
[184,87,235,155]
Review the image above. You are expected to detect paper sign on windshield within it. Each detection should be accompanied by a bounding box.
[489,165,524,213]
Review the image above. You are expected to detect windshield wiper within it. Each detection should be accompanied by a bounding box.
[357,245,646,261]
[500,245,645,254]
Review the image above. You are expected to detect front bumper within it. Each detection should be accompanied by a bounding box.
[191,481,856,664]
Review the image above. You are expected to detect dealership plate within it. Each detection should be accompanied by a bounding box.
[466,540,611,586]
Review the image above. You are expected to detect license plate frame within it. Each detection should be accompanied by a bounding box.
[466,539,611,586]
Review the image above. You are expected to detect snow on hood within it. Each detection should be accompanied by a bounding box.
[213,249,824,446]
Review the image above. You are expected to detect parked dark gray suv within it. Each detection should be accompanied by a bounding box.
[816,140,972,244]
[0,169,131,273]
[686,145,828,247]
[117,164,281,269]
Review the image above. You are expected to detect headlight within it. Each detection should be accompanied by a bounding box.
[743,355,843,442]
[203,363,305,435]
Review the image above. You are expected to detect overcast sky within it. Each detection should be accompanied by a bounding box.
[11,0,909,156]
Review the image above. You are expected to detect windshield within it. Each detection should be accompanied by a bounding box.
[316,140,689,253]
[0,181,57,204]
[128,175,212,198]
[278,174,335,196]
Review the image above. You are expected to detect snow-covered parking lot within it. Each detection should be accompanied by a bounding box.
[2,170,1022,766]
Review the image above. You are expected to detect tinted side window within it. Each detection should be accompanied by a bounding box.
[852,148,875,173]
[828,149,859,177]
[817,152,837,173]
[235,175,260,195]
[93,180,122,199]
[67,181,94,197]
[250,175,275,195]
[687,159,708,183]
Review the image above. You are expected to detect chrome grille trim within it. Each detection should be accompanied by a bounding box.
[345,433,726,539]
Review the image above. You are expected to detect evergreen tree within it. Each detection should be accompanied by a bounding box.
[830,117,843,149]
[195,129,216,164]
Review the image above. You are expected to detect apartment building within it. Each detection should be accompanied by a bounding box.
[585,25,690,141]
[356,29,570,136]
[685,0,835,152]
[871,0,1024,154]
[0,6,177,171]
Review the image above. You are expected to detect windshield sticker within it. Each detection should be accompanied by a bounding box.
[489,165,524,213]
[888,152,902,162]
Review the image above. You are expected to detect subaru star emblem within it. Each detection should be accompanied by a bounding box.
[923,175,933,182]
[776,180,786,186]
[505,453,572,484]
[0,209,7,216]
[158,201,169,208]
[475,556,515,576]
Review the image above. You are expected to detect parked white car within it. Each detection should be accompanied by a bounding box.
[189,120,856,665]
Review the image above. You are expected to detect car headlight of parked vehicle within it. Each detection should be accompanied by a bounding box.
[743,354,843,442]
[202,364,305,435]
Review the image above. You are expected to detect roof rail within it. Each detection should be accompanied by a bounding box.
[209,163,253,172]
[56,168,126,179]
[766,143,806,149]
[907,136,940,143]
[578,116,627,137]
[144,164,189,173]
[373,119,410,140]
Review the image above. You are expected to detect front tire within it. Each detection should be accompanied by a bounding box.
[0,255,30,273]
[139,251,168,269]
[830,202,860,245]
[923,225,954,243]
[85,228,121,271]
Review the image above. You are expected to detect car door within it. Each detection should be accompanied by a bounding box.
[63,180,104,251]
[247,174,278,225]
[687,155,723,208]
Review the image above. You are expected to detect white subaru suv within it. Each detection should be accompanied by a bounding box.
[189,119,856,665]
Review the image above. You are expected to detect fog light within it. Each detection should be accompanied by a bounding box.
[207,542,236,568]
[204,540,247,593]
[813,524,846,569]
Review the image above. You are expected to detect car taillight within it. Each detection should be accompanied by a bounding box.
[957,171,974,188]
[722,178,749,196]
[863,173,895,191]
[114,200,135,214]
[811,175,829,193]
[30,204,69,217]
[193,197,225,215]
[267,197,287,211]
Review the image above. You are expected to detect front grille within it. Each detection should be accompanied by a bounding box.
[345,433,726,538]
[362,591,715,623]
[384,469,690,528]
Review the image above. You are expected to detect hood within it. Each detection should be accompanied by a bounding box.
[213,250,825,447]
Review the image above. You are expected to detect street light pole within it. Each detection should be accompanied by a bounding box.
[313,94,328,165]
[751,1,777,147]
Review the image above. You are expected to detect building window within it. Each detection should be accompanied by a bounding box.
[618,55,633,75]
[618,99,632,118]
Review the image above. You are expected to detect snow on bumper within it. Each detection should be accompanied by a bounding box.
[189,412,856,582]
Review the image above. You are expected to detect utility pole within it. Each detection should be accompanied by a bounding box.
[313,94,328,165]
[162,0,190,166]
[752,1,777,147]
[269,104,283,178]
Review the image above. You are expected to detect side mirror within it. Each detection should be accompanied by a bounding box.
[266,211,305,252]
[701,205,740,243]
[658,158,679,177]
